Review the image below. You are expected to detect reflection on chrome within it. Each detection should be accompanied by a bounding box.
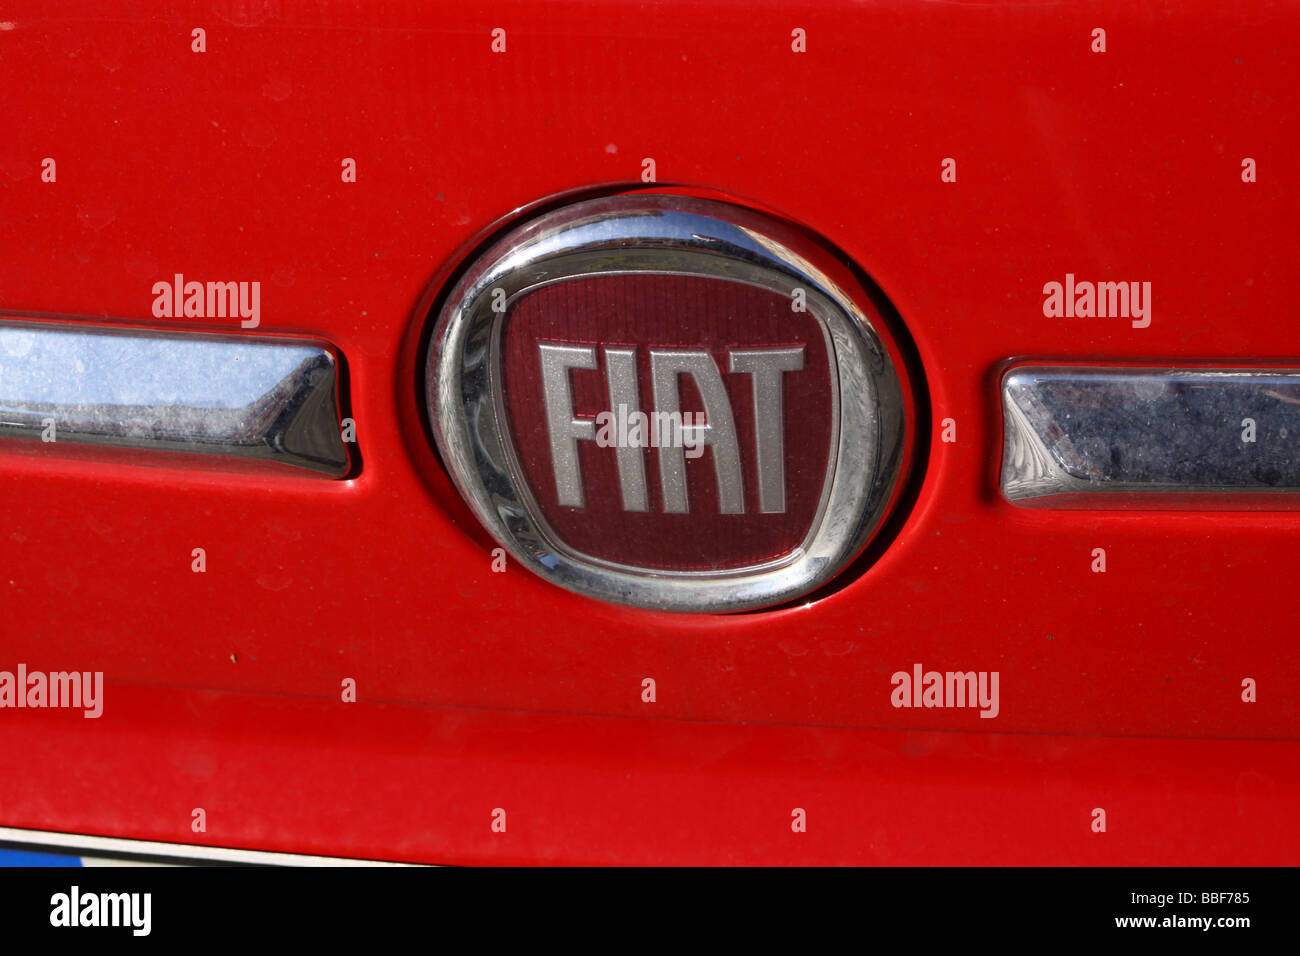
[0,320,349,477]
[1001,366,1300,508]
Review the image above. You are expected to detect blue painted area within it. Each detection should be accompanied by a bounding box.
[0,848,82,867]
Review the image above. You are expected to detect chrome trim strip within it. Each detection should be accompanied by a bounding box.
[0,321,349,477]
[428,194,907,612]
[0,826,416,867]
[1002,366,1300,508]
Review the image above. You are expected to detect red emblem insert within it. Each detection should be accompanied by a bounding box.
[500,273,834,571]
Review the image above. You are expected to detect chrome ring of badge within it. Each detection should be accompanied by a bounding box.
[426,194,907,612]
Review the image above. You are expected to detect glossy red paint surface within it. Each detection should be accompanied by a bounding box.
[4,684,1300,865]
[1,0,1297,863]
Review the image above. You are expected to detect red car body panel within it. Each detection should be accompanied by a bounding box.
[1,0,1297,863]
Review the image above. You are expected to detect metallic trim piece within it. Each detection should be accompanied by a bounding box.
[1002,366,1300,508]
[0,826,416,867]
[0,321,349,477]
[427,194,907,613]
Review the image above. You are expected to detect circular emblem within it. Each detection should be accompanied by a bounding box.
[426,194,910,612]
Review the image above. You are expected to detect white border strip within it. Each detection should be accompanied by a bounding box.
[0,827,419,867]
